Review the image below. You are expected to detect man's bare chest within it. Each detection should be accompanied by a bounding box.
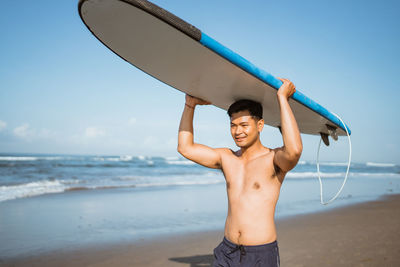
[221,155,277,192]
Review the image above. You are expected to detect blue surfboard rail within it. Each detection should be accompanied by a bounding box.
[200,33,351,135]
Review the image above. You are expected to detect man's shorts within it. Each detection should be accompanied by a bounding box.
[212,237,280,267]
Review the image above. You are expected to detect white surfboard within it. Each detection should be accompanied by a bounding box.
[78,0,351,138]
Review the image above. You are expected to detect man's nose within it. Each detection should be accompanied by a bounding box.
[235,126,243,135]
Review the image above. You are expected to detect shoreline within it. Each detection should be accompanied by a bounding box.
[2,193,399,266]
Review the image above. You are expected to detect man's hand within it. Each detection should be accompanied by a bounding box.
[277,78,296,99]
[185,94,211,108]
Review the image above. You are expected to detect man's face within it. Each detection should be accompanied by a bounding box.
[230,110,263,148]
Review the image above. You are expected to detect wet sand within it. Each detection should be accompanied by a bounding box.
[2,194,399,267]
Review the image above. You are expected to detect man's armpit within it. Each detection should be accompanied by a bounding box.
[272,147,287,179]
[273,163,281,177]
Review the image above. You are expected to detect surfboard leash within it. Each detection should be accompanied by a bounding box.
[316,113,352,205]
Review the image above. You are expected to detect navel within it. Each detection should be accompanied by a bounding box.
[253,182,260,189]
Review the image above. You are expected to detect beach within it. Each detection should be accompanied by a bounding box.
[2,194,399,267]
[2,0,400,265]
[1,155,400,266]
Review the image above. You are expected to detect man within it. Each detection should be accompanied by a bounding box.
[177,78,302,267]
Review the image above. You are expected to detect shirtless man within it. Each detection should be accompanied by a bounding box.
[177,78,302,267]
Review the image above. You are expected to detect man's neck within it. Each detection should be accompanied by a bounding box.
[239,140,267,161]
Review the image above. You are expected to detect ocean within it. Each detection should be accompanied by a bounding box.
[1,154,399,203]
[0,153,399,258]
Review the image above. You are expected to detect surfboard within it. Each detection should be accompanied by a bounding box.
[78,0,351,137]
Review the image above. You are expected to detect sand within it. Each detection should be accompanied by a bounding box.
[2,194,399,267]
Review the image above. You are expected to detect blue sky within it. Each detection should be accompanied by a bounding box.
[1,0,399,164]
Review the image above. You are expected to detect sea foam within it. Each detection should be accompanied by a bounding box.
[0,180,67,202]
[366,162,397,167]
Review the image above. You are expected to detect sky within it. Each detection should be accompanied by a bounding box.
[1,0,399,164]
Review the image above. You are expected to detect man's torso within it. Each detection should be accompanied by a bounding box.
[219,147,285,245]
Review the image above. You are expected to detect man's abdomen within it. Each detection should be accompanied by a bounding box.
[224,194,278,245]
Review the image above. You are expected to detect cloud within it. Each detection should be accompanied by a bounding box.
[84,127,105,138]
[0,120,6,132]
[13,123,32,138]
[128,117,137,125]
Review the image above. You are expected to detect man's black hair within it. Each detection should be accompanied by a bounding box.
[227,99,263,120]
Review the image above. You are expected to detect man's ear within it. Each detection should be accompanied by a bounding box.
[257,119,264,132]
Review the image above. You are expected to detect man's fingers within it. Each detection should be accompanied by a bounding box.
[186,94,211,105]
[277,77,290,84]
[200,100,212,105]
[277,77,295,89]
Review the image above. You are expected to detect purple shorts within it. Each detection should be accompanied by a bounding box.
[212,237,280,267]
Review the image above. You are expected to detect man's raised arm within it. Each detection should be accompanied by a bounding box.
[273,78,303,172]
[177,94,223,169]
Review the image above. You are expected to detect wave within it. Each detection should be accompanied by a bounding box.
[135,180,223,187]
[317,162,349,167]
[0,156,40,161]
[287,172,345,178]
[0,156,72,161]
[366,162,397,167]
[0,180,67,202]
[2,168,400,202]
[65,185,137,192]
[292,161,349,166]
[291,161,352,167]
[166,160,196,165]
[90,155,196,166]
[0,176,224,202]
[165,156,179,161]
[63,180,224,191]
[0,155,148,163]
[286,172,400,179]
[93,155,135,162]
[137,155,147,161]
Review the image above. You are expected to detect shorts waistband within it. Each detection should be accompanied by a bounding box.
[223,237,278,252]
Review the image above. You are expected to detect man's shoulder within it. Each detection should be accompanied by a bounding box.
[213,148,241,160]
[214,147,236,155]
[270,146,284,154]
